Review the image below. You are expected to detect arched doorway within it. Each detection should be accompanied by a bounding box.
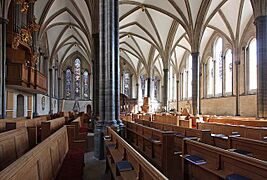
[17,94,24,117]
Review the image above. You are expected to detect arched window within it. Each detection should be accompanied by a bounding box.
[65,69,72,99]
[74,59,81,97]
[124,73,130,97]
[83,71,89,99]
[249,38,257,91]
[225,49,233,94]
[188,55,192,98]
[206,57,214,96]
[214,37,223,96]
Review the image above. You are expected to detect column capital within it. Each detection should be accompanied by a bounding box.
[0,17,8,24]
[251,0,267,19]
[163,68,169,72]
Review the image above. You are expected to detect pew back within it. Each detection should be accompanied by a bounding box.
[41,117,65,140]
[0,126,69,180]
[197,122,267,141]
[183,139,267,180]
[0,128,29,170]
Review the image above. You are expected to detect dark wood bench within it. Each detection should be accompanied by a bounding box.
[0,128,29,171]
[207,116,267,127]
[197,122,267,141]
[41,117,65,140]
[0,126,84,180]
[182,139,267,180]
[71,117,88,140]
[124,121,180,179]
[105,127,168,180]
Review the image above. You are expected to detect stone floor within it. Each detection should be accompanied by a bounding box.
[83,141,111,180]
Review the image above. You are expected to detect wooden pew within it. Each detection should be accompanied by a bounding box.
[207,116,267,127]
[71,117,87,140]
[0,128,29,171]
[228,136,267,161]
[105,127,168,180]
[41,117,65,140]
[197,122,267,141]
[182,139,267,180]
[153,114,179,126]
[139,114,152,121]
[124,121,180,179]
[0,121,5,132]
[0,126,70,180]
[120,114,133,122]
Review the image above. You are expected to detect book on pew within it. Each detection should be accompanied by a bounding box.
[116,161,133,172]
[228,149,253,157]
[226,173,251,180]
[211,133,228,139]
[184,155,207,165]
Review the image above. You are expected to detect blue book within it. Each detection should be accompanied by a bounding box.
[116,161,133,172]
[226,174,251,180]
[185,155,207,165]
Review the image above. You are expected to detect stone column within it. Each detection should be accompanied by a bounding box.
[58,77,61,112]
[0,18,8,119]
[49,69,53,114]
[192,52,200,115]
[256,16,267,118]
[176,80,179,112]
[92,34,100,116]
[147,77,151,97]
[250,0,267,117]
[235,60,240,116]
[136,83,139,99]
[95,0,121,160]
[163,69,169,109]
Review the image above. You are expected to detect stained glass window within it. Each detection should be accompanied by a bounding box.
[65,69,72,99]
[207,58,214,96]
[214,37,223,95]
[74,59,81,97]
[225,49,233,94]
[124,73,130,97]
[83,71,89,99]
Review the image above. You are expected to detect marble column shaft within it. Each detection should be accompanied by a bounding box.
[163,69,169,108]
[256,16,267,118]
[0,18,8,119]
[99,0,120,126]
[93,33,100,116]
[192,52,200,115]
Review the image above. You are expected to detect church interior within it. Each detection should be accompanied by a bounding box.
[0,0,267,179]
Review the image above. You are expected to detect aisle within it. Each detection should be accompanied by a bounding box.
[83,152,111,180]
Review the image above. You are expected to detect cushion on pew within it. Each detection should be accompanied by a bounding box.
[226,174,251,180]
[116,161,133,172]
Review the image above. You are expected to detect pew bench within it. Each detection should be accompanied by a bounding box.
[0,128,29,171]
[124,120,181,179]
[71,117,88,140]
[182,139,267,180]
[41,117,66,140]
[197,122,267,141]
[105,127,168,180]
[0,126,85,180]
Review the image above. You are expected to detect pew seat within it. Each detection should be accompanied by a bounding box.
[105,127,168,180]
